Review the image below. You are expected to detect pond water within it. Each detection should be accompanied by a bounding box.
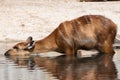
[0,42,120,80]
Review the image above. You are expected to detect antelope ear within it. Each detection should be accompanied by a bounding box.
[26,41,35,49]
[25,36,35,49]
[26,36,33,43]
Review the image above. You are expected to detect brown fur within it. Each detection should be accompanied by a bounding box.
[5,15,117,56]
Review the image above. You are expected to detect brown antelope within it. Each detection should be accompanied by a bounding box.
[4,15,117,57]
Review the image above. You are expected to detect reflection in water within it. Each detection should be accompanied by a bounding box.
[6,54,117,80]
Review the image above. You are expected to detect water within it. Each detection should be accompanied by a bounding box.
[0,42,120,80]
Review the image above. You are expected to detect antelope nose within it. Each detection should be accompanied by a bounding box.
[4,50,10,56]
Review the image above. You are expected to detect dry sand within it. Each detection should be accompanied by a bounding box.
[0,0,120,41]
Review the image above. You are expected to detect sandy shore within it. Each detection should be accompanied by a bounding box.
[0,0,120,41]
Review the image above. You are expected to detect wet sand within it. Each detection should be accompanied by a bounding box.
[0,0,120,41]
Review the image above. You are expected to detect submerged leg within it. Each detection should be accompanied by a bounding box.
[65,47,75,57]
[65,47,76,61]
[76,50,82,57]
[97,41,115,55]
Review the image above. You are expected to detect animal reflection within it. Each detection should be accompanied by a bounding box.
[7,54,117,80]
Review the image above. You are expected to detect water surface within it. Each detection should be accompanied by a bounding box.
[0,42,120,80]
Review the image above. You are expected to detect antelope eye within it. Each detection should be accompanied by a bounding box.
[13,46,18,49]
